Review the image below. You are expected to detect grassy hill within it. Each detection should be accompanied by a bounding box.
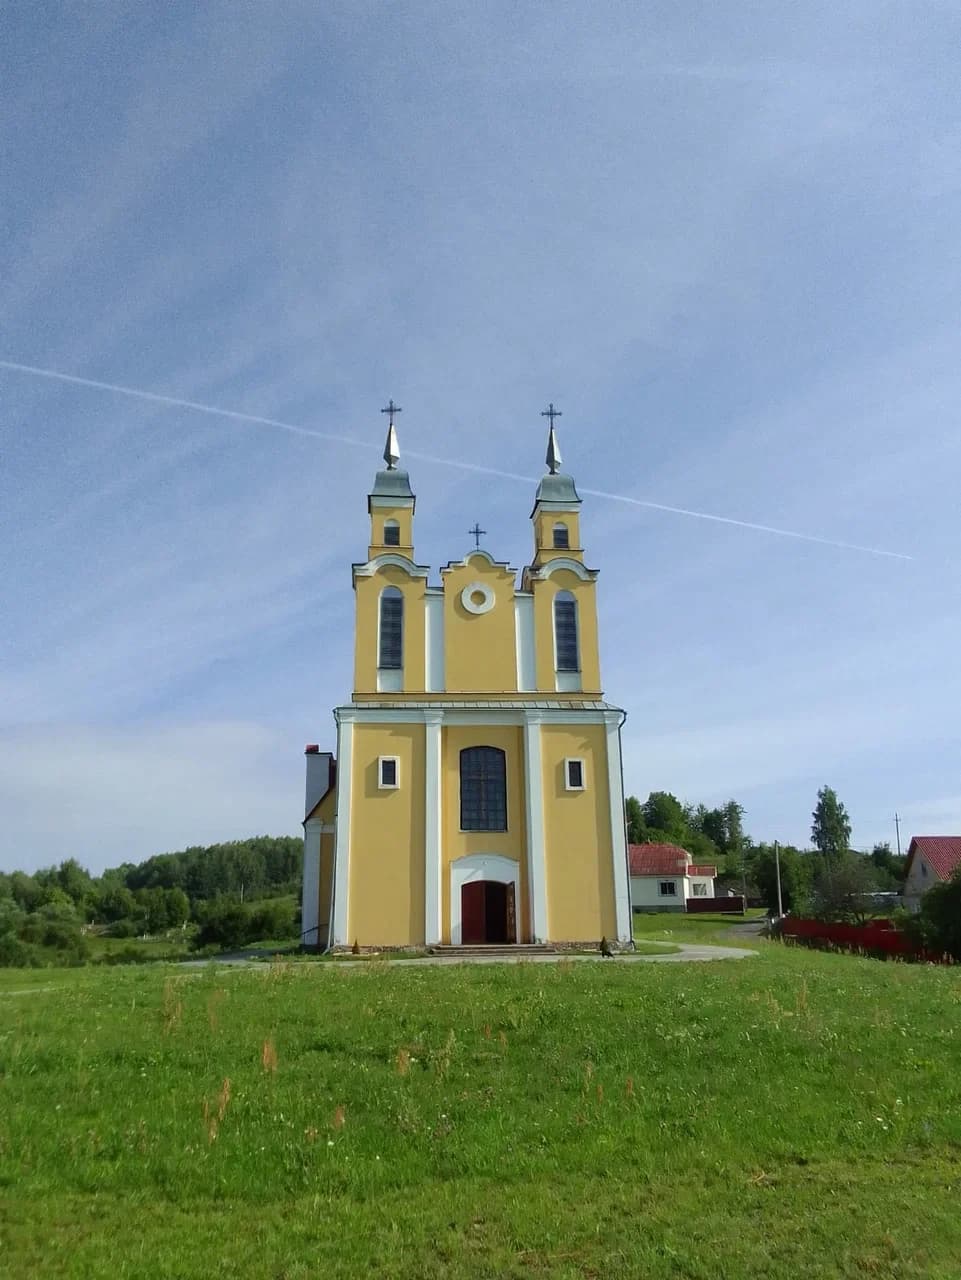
[2,941,959,1278]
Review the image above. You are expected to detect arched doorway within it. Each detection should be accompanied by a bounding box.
[461,879,516,944]
[450,854,519,945]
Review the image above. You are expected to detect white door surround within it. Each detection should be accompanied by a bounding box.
[450,853,520,945]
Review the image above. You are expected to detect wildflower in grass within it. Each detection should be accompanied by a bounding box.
[304,1127,318,1143]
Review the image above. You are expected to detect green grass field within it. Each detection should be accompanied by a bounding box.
[2,940,960,1279]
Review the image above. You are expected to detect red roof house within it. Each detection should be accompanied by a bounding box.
[628,843,717,912]
[903,836,961,909]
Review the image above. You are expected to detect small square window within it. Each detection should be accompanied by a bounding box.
[383,523,400,546]
[692,882,708,897]
[378,756,399,789]
[565,758,585,790]
[658,881,677,897]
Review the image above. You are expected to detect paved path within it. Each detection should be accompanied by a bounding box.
[178,941,757,969]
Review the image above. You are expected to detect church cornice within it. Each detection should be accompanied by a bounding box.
[523,556,598,585]
[439,548,518,576]
[352,553,430,580]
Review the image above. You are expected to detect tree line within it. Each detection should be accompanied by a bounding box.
[0,835,303,966]
[625,784,908,921]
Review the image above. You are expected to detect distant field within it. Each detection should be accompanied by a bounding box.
[2,943,960,1278]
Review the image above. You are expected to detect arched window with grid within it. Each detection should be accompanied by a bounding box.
[459,746,507,831]
[552,522,570,549]
[378,587,403,669]
[553,590,579,672]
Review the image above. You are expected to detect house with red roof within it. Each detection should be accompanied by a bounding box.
[628,843,717,913]
[902,836,961,911]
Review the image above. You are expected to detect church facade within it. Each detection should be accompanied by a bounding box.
[301,408,632,950]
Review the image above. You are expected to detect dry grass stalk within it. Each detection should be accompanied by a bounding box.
[261,1037,278,1073]
[161,979,182,1035]
[625,1076,635,1099]
[331,1104,346,1130]
[207,989,226,1032]
[202,1077,231,1144]
[395,1047,411,1076]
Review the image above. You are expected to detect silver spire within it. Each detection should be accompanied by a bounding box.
[380,399,402,470]
[541,402,563,474]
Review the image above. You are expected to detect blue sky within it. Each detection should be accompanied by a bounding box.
[3,1,960,874]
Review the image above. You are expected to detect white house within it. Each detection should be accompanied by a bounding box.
[629,843,716,913]
[902,836,961,912]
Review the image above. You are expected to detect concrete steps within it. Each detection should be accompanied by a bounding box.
[428,943,558,957]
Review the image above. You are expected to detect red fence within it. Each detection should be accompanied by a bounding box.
[782,917,944,961]
[686,896,745,915]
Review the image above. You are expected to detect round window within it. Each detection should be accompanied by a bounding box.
[461,582,495,615]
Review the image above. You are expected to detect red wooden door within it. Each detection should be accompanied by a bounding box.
[461,881,486,944]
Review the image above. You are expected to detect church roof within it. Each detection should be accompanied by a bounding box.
[531,472,581,511]
[369,467,414,500]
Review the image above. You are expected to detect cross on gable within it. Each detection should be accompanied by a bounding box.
[541,402,562,428]
[468,522,487,549]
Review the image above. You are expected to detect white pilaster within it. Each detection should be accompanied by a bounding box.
[604,712,632,942]
[523,711,549,942]
[425,592,445,692]
[424,711,443,945]
[514,594,535,691]
[330,717,354,947]
[302,819,322,947]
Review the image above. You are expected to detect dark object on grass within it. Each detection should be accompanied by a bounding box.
[600,936,615,958]
[351,938,360,955]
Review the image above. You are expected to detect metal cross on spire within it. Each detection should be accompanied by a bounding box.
[541,402,563,474]
[468,522,487,549]
[380,399,402,470]
[381,399,402,427]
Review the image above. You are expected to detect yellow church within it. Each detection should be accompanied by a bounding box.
[301,405,632,950]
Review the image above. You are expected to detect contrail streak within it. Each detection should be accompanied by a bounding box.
[0,358,913,561]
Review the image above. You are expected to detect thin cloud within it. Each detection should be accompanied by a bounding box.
[0,359,913,561]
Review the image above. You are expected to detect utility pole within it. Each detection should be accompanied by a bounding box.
[894,812,902,858]
[774,840,784,918]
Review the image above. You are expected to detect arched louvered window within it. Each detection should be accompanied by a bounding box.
[383,519,400,546]
[554,591,579,672]
[379,587,403,669]
[460,746,507,831]
[552,522,570,549]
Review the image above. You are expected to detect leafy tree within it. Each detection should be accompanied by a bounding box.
[754,844,812,914]
[870,842,907,885]
[56,858,94,905]
[96,884,137,923]
[811,786,851,862]
[642,792,687,843]
[810,852,874,923]
[625,796,645,844]
[9,871,44,913]
[165,887,190,928]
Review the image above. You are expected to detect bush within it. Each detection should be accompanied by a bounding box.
[110,917,142,939]
[193,897,299,950]
[907,872,961,960]
[0,933,40,967]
